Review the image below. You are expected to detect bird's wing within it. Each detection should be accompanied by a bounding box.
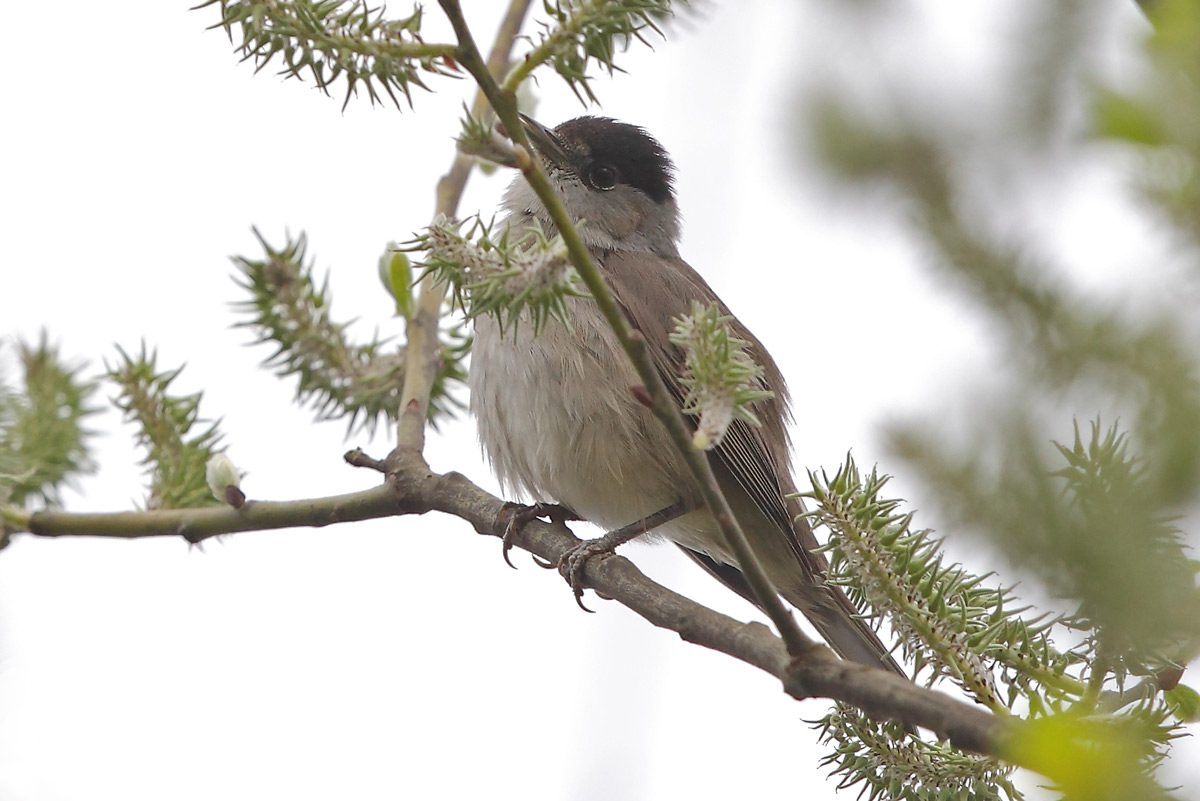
[600,249,904,677]
[600,250,797,530]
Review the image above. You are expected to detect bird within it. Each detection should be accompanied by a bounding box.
[469,114,905,677]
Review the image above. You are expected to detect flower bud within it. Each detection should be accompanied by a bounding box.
[206,453,245,508]
[377,247,414,319]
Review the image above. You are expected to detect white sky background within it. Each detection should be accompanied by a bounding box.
[2,1,1197,800]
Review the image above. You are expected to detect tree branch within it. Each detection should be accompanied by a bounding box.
[405,454,1007,756]
[8,448,1010,761]
[394,0,534,453]
[16,483,403,543]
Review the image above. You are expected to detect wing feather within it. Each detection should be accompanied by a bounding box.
[600,250,906,677]
[600,250,803,549]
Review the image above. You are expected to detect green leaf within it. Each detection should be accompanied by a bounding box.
[1146,0,1200,78]
[1002,713,1172,801]
[1164,683,1200,722]
[1093,91,1166,147]
[379,247,415,320]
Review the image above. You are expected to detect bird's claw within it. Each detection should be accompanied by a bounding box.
[555,538,619,613]
[498,502,578,568]
[496,503,614,611]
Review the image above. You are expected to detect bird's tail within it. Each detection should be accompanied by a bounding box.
[692,461,908,679]
[779,494,907,678]
[680,543,906,678]
[779,575,906,677]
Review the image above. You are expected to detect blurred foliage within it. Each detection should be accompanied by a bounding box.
[107,345,227,510]
[233,229,466,433]
[808,444,1191,800]
[802,0,1200,796]
[1097,0,1200,247]
[892,421,1200,675]
[1004,710,1177,801]
[0,335,99,510]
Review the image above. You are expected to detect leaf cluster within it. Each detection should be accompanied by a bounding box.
[816,704,1019,801]
[0,335,99,510]
[891,417,1200,684]
[520,0,682,102]
[806,438,1191,800]
[234,229,465,432]
[455,105,523,169]
[668,300,774,450]
[1051,422,1200,672]
[195,0,688,112]
[197,0,456,109]
[107,345,226,510]
[410,215,586,335]
[806,458,1085,715]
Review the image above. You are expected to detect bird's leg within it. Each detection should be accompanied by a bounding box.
[498,501,581,568]
[555,499,694,611]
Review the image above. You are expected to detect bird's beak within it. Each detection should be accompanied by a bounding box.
[519,113,572,171]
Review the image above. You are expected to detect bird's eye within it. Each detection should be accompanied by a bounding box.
[586,163,618,191]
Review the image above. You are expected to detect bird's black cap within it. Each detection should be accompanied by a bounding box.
[531,116,676,204]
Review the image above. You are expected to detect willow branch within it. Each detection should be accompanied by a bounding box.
[434,0,813,658]
[11,483,402,543]
[420,460,1007,756]
[7,448,1009,760]
[394,0,534,453]
[499,2,585,92]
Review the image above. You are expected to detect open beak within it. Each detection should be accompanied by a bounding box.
[519,113,572,171]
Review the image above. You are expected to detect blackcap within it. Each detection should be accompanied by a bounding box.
[470,115,903,676]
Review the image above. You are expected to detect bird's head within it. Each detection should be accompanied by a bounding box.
[502,115,681,257]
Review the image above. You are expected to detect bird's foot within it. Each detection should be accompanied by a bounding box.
[553,537,623,612]
[498,501,579,568]
[545,499,695,612]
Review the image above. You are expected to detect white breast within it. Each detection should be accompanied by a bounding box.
[470,296,688,526]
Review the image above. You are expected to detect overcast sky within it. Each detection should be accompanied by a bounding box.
[2,1,1196,800]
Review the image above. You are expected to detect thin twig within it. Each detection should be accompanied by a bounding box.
[394,0,535,454]
[14,484,403,543]
[434,0,814,658]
